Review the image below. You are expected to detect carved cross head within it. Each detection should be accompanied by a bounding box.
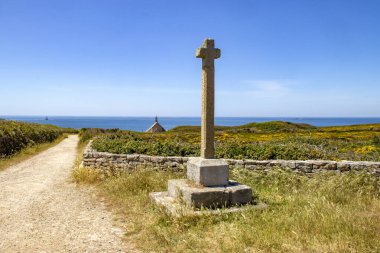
[196,39,221,60]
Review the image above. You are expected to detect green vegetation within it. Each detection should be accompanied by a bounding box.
[73,167,380,252]
[0,134,67,171]
[0,120,76,170]
[78,128,119,144]
[0,120,65,158]
[75,121,380,252]
[89,121,380,161]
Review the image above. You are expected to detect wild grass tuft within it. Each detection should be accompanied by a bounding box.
[72,166,103,184]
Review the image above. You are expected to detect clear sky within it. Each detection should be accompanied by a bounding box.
[0,0,379,117]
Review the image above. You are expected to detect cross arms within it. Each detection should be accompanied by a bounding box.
[196,39,221,59]
[196,48,221,59]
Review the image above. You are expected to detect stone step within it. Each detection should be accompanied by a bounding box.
[150,191,267,216]
[167,179,252,209]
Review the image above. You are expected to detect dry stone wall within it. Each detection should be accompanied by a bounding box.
[83,142,380,176]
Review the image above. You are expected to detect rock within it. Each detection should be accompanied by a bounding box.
[337,162,351,172]
[167,179,252,208]
[295,161,313,173]
[187,158,229,187]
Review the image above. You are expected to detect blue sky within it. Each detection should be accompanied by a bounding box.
[0,0,379,117]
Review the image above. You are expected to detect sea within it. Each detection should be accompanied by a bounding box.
[1,116,380,132]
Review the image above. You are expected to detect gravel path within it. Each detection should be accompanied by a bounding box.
[0,135,138,253]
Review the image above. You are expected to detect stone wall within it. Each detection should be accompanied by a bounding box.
[83,142,380,176]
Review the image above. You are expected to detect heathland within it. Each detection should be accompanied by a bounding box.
[75,121,380,252]
[89,121,380,161]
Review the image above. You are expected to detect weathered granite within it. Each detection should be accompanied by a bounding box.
[150,38,254,215]
[196,38,221,159]
[186,157,229,186]
[149,191,267,217]
[166,179,252,208]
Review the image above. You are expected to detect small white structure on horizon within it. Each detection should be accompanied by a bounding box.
[146,116,166,133]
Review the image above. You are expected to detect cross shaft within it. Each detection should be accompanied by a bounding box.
[196,39,221,159]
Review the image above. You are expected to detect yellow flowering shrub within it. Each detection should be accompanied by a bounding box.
[88,121,380,161]
[354,145,376,154]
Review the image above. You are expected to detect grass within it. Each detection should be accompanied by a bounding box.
[72,166,380,253]
[72,138,103,184]
[88,121,380,161]
[0,134,68,171]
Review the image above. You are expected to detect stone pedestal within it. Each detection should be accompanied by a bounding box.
[187,158,229,186]
[168,179,252,208]
[150,158,254,214]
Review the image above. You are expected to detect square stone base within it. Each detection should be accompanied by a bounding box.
[150,191,267,217]
[187,157,229,186]
[167,179,252,208]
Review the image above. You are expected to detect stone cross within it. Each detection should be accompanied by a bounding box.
[196,39,221,159]
[150,39,252,212]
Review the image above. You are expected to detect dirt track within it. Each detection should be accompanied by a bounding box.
[0,135,137,253]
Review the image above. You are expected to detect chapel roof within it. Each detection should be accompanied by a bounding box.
[146,116,166,133]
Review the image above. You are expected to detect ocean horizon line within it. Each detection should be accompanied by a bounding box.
[2,115,380,130]
[2,115,380,118]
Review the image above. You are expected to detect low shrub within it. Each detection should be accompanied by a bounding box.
[0,120,63,158]
[79,128,119,143]
[89,121,380,161]
[373,135,380,146]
